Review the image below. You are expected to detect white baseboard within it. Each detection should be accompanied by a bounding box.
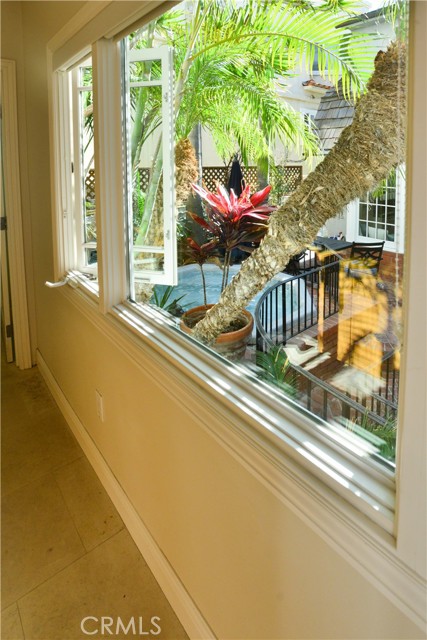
[37,349,215,640]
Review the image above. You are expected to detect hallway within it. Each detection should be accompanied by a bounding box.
[1,357,188,640]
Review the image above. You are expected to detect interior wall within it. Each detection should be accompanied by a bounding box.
[2,2,424,639]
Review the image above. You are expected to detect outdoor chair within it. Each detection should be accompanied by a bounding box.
[346,241,385,278]
[283,249,318,275]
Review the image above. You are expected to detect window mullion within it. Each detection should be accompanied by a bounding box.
[93,38,127,313]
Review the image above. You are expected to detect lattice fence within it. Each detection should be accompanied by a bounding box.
[85,169,96,203]
[272,165,303,193]
[84,165,302,202]
[201,166,260,193]
[138,168,151,192]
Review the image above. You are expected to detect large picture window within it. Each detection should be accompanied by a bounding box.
[51,0,413,535]
[117,0,407,484]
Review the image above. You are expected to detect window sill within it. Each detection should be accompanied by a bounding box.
[59,285,426,631]
[68,270,99,299]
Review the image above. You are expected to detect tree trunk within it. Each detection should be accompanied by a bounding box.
[193,42,406,344]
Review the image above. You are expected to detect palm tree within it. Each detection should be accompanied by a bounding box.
[129,0,377,246]
[192,41,407,343]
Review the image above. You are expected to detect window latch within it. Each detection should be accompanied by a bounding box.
[45,275,78,289]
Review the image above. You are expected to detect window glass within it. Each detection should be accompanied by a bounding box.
[358,170,398,243]
[72,60,97,275]
[122,37,176,296]
[123,1,407,470]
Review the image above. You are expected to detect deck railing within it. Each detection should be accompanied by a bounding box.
[255,258,400,431]
[255,256,340,353]
[280,360,397,451]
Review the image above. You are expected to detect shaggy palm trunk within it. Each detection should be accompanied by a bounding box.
[193,42,406,344]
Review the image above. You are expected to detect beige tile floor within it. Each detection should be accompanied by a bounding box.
[1,356,188,640]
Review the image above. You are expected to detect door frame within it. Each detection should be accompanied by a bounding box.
[1,59,32,369]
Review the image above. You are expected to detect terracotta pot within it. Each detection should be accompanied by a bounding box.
[180,304,253,361]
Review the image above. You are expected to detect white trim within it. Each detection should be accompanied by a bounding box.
[1,59,32,369]
[49,2,171,72]
[92,38,126,313]
[37,349,216,640]
[394,0,427,579]
[55,283,426,632]
[47,2,111,63]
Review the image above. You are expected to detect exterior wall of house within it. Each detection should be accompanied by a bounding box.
[2,2,424,639]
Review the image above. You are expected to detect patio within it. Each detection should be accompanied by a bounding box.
[155,243,400,463]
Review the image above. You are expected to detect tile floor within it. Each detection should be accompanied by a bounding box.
[1,356,188,640]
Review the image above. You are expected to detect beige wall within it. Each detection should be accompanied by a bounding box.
[2,2,424,638]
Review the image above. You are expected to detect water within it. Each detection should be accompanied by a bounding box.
[154,263,314,332]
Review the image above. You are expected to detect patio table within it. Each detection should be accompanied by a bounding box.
[312,236,353,252]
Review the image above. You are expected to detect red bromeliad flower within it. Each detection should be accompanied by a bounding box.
[189,183,274,253]
[188,182,275,292]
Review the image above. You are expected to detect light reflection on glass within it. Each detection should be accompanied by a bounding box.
[297,448,350,489]
[304,442,354,478]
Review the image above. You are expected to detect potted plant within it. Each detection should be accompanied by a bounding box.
[180,182,275,359]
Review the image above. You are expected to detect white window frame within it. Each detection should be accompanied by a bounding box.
[71,59,98,277]
[49,50,100,294]
[46,2,426,632]
[346,167,406,253]
[301,106,318,129]
[124,43,177,289]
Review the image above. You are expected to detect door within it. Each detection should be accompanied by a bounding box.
[1,59,32,369]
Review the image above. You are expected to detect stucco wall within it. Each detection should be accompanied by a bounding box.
[1,2,424,639]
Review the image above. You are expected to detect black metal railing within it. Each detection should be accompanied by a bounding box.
[255,255,400,435]
[280,360,397,433]
[255,256,340,352]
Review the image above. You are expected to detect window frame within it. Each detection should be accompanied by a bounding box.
[347,167,406,253]
[48,46,100,293]
[46,1,426,632]
[123,42,177,290]
[71,59,98,277]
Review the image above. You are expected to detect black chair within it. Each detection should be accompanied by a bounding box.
[283,251,307,275]
[283,249,318,275]
[347,241,385,277]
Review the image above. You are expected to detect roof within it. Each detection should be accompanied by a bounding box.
[313,82,355,154]
[302,78,334,91]
[338,8,384,28]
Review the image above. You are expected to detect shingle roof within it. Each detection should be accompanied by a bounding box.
[313,82,355,153]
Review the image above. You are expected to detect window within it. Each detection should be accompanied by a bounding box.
[71,60,97,274]
[302,107,318,130]
[356,168,405,250]
[50,54,98,289]
[122,38,176,296]
[118,5,404,482]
